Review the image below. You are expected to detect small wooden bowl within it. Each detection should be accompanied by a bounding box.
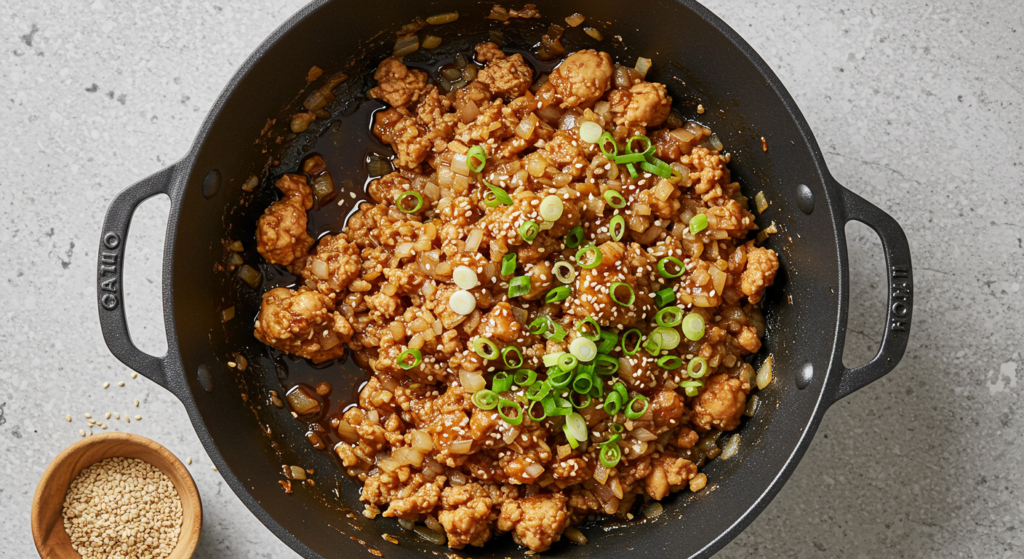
[32,432,202,558]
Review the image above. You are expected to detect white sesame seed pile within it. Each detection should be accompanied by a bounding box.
[62,457,183,559]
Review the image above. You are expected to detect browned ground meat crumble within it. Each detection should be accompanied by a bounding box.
[254,46,778,552]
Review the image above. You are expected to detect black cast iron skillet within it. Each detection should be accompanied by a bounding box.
[96,1,914,557]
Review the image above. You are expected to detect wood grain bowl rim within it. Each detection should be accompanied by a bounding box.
[31,432,202,558]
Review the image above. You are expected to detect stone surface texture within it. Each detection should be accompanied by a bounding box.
[1,0,1021,557]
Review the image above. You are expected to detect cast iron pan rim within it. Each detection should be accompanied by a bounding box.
[158,1,851,557]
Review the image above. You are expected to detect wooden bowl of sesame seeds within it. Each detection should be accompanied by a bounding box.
[31,432,202,558]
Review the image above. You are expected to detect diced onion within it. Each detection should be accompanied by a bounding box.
[578,121,603,144]
[503,427,520,445]
[464,228,483,252]
[426,11,458,24]
[540,195,564,221]
[537,105,562,124]
[756,355,773,390]
[563,526,588,545]
[635,57,652,78]
[515,113,538,139]
[632,427,657,442]
[569,337,597,362]
[564,12,585,27]
[336,419,359,443]
[525,463,545,478]
[449,290,477,316]
[310,258,329,280]
[286,387,320,415]
[410,430,434,453]
[393,447,425,467]
[755,191,769,214]
[451,153,470,176]
[641,502,663,518]
[459,370,486,393]
[422,35,442,49]
[593,463,609,484]
[709,133,724,151]
[584,27,603,41]
[453,266,479,289]
[448,440,473,454]
[393,34,419,57]
[721,434,740,460]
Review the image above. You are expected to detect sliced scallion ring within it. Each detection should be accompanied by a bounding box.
[544,320,567,342]
[548,369,573,389]
[473,389,499,410]
[540,195,564,222]
[657,256,685,278]
[542,352,565,368]
[563,424,579,448]
[529,316,549,336]
[599,442,622,468]
[593,354,619,375]
[526,380,551,401]
[519,220,539,242]
[576,246,602,269]
[640,160,672,178]
[609,215,626,241]
[598,131,617,159]
[492,371,513,392]
[565,226,585,248]
[483,179,512,205]
[528,400,547,421]
[503,346,525,369]
[545,286,571,304]
[565,412,587,442]
[572,372,593,394]
[657,355,683,369]
[687,357,709,379]
[624,395,649,420]
[397,348,422,369]
[689,213,709,235]
[682,313,706,341]
[626,162,638,178]
[613,381,629,402]
[512,368,536,386]
[654,287,676,307]
[597,330,618,354]
[557,352,579,372]
[467,145,487,173]
[474,338,499,360]
[603,391,622,415]
[501,252,517,276]
[609,282,635,306]
[577,317,601,341]
[397,191,423,213]
[569,337,597,362]
[651,325,681,350]
[621,329,642,355]
[508,275,531,298]
[612,153,645,164]
[609,422,625,434]
[680,379,703,398]
[553,261,576,284]
[498,399,523,425]
[626,135,652,155]
[603,190,626,209]
[655,306,683,327]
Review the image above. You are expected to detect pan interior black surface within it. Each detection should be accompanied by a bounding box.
[94,1,912,558]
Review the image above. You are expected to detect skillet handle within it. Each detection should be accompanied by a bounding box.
[97,164,176,390]
[829,184,914,402]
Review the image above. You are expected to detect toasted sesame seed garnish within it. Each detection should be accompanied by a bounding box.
[102,382,109,389]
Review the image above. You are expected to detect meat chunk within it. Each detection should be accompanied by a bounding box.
[373,108,431,170]
[609,82,672,127]
[301,234,361,297]
[496,493,569,552]
[645,454,697,500]
[254,287,352,363]
[474,41,505,64]
[692,373,748,431]
[438,483,497,549]
[369,58,430,107]
[548,50,613,108]
[476,48,533,99]
[256,174,314,267]
[568,241,654,327]
[740,244,779,304]
[650,389,685,429]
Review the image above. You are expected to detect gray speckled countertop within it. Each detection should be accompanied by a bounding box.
[2,1,1022,557]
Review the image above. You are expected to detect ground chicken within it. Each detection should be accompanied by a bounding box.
[549,49,613,108]
[496,493,570,552]
[741,244,779,304]
[438,483,498,549]
[373,108,432,170]
[253,287,351,363]
[476,47,533,99]
[256,174,314,267]
[369,57,430,107]
[300,234,360,297]
[646,454,697,500]
[693,373,748,431]
[609,82,672,127]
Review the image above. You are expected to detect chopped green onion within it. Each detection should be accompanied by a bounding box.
[597,330,619,353]
[508,275,531,298]
[656,306,683,327]
[483,179,512,205]
[565,226,585,248]
[626,135,652,155]
[467,145,487,173]
[613,381,628,403]
[657,355,683,369]
[603,190,627,209]
[501,253,517,276]
[546,286,571,304]
[557,353,579,372]
[540,195,564,222]
[484,189,501,208]
[682,313,706,341]
[526,380,551,401]
[544,320,567,342]
[528,400,547,421]
[651,326,681,350]
[603,391,622,415]
[609,282,635,306]
[657,256,685,278]
[553,261,576,284]
[613,153,646,164]
[548,369,573,389]
[513,368,536,386]
[680,379,703,398]
[498,399,523,425]
[569,337,597,362]
[502,346,524,368]
[609,215,626,241]
[548,396,573,416]
[690,213,709,235]
[621,329,642,355]
[543,352,565,367]
[643,332,662,355]
[563,424,579,448]
[640,160,672,178]
[529,317,549,336]
[397,348,422,369]
[609,422,625,434]
[589,379,604,398]
[474,337,499,360]
[492,371,512,392]
[624,395,649,420]
[397,191,423,213]
[594,354,619,375]
[473,389,499,410]
[599,442,622,468]
[565,412,587,442]
[519,220,539,242]
[576,246,602,269]
[572,372,593,394]
[654,288,676,307]
[687,357,709,379]
[571,392,591,410]
[606,434,623,446]
[626,163,638,178]
[578,121,603,144]
[577,317,601,341]
[598,131,617,159]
